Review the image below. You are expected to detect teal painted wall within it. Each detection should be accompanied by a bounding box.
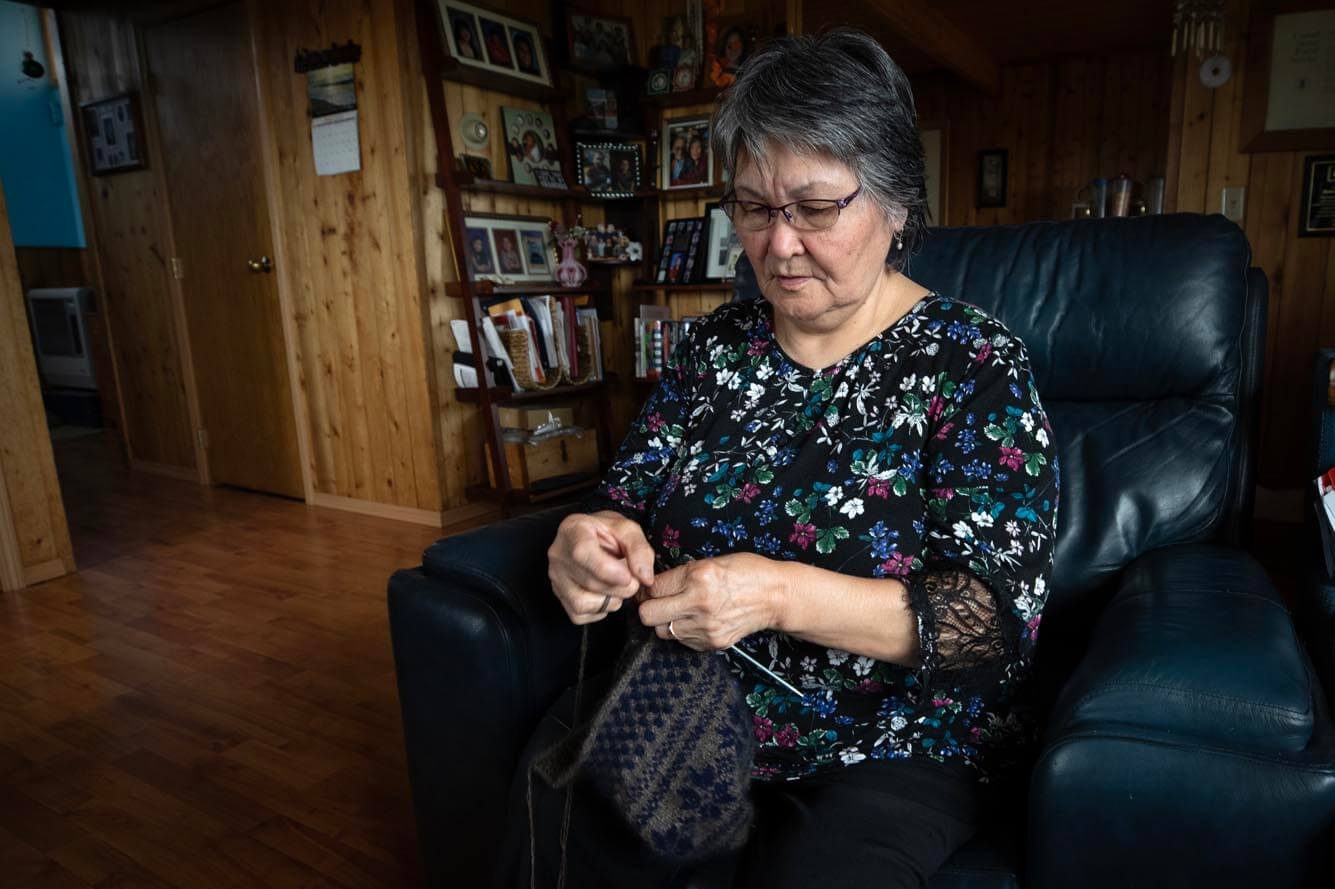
[0,1,85,248]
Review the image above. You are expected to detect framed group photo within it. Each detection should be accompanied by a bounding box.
[576,141,641,197]
[462,214,553,282]
[437,1,551,87]
[567,11,635,72]
[501,106,567,188]
[976,149,1007,209]
[661,116,712,190]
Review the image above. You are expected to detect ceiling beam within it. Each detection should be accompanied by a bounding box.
[859,0,1000,94]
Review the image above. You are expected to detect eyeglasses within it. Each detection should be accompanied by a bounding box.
[719,187,862,232]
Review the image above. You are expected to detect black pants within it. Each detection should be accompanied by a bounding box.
[499,688,987,889]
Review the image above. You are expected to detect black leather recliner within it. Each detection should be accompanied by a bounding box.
[388,214,1335,888]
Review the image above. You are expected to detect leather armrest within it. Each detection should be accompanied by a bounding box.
[1028,543,1335,889]
[388,506,586,889]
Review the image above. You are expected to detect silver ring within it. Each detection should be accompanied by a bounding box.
[598,594,612,613]
[668,620,678,640]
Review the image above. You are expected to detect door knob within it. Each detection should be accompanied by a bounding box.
[246,256,273,273]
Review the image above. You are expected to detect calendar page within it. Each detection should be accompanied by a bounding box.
[312,110,361,176]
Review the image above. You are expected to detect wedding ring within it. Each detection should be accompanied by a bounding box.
[668,620,678,640]
[598,594,612,613]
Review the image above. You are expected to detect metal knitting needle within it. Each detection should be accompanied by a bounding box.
[724,644,805,698]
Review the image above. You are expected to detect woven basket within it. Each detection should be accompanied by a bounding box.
[499,328,562,391]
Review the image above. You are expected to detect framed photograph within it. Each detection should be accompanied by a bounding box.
[1240,4,1335,152]
[436,1,551,88]
[81,93,146,175]
[567,11,635,72]
[707,17,756,87]
[919,120,948,226]
[576,141,641,197]
[460,153,493,180]
[463,213,556,282]
[704,202,743,280]
[501,106,566,188]
[661,116,711,190]
[654,216,706,284]
[1299,154,1335,237]
[976,149,1007,209]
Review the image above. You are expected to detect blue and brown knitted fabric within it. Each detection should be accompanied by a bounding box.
[533,627,756,861]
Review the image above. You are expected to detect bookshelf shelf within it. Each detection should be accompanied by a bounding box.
[455,379,608,404]
[449,174,588,200]
[645,86,724,108]
[438,58,564,103]
[630,281,736,292]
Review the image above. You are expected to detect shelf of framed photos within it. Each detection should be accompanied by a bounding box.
[437,56,564,104]
[629,281,736,293]
[444,172,590,201]
[449,279,614,298]
[455,377,609,405]
[644,86,724,108]
[653,183,726,198]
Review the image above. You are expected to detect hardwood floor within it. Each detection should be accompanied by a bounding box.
[1,431,455,888]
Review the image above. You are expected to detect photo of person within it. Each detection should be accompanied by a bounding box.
[568,13,633,71]
[611,152,637,192]
[580,147,611,190]
[494,229,524,274]
[662,118,711,189]
[709,24,751,86]
[510,28,541,76]
[501,106,563,187]
[478,17,513,68]
[667,251,685,283]
[447,10,482,60]
[464,227,495,277]
[520,229,549,273]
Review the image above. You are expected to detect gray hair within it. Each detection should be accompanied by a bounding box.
[711,28,928,269]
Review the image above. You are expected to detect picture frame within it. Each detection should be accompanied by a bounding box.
[655,216,706,284]
[704,202,743,280]
[661,116,712,190]
[706,16,757,87]
[81,92,147,175]
[1240,2,1335,153]
[459,153,494,180]
[567,10,636,72]
[1298,154,1335,237]
[500,106,567,189]
[919,120,949,226]
[462,213,555,282]
[575,141,641,197]
[976,149,1008,209]
[436,1,551,88]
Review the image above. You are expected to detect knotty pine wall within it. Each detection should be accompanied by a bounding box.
[1165,0,1335,496]
[58,13,200,476]
[0,188,75,590]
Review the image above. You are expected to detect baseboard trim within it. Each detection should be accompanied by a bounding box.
[130,458,199,482]
[23,557,69,587]
[310,492,444,527]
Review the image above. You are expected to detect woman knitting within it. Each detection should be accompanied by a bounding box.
[528,28,1059,889]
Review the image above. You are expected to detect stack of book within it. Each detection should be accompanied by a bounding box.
[633,306,700,381]
[466,295,602,392]
[1316,468,1335,576]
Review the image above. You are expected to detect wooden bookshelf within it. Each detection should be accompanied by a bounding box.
[454,379,608,404]
[630,281,736,292]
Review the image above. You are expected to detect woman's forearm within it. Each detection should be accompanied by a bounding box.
[768,559,920,667]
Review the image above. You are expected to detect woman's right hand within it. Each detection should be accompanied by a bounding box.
[547,510,656,625]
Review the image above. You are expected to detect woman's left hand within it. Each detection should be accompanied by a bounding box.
[638,553,786,651]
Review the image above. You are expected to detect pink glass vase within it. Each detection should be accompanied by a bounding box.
[555,238,587,288]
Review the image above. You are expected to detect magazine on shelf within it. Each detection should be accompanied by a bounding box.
[633,307,699,381]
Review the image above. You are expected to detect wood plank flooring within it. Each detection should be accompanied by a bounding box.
[1,431,455,888]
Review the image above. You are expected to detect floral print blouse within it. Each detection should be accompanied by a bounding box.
[582,293,1059,783]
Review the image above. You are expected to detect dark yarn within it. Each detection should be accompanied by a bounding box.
[532,626,756,870]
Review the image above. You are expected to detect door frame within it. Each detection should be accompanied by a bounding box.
[135,0,314,501]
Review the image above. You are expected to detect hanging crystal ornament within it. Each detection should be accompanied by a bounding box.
[1171,0,1226,58]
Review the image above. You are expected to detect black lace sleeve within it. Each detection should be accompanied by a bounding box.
[906,330,1059,696]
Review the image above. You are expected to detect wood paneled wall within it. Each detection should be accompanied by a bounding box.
[59,13,199,474]
[1164,0,1335,493]
[0,189,75,591]
[912,50,1173,226]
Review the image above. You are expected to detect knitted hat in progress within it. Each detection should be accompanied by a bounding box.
[534,628,757,861]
